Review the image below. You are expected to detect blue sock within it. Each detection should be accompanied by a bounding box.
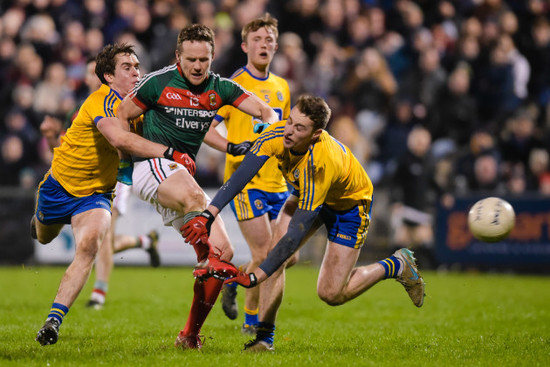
[244,306,259,327]
[226,281,238,289]
[47,302,69,324]
[256,322,275,345]
[378,255,401,279]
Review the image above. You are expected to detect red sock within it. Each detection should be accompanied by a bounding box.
[179,224,211,263]
[181,276,223,336]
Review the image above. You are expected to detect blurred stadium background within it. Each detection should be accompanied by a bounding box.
[1,0,549,273]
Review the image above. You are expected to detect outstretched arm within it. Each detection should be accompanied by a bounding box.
[232,208,319,286]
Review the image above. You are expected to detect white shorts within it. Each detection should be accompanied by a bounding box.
[113,182,131,215]
[132,158,209,226]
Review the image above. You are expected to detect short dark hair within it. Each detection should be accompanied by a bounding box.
[242,13,278,42]
[95,43,137,84]
[295,95,331,130]
[177,24,215,55]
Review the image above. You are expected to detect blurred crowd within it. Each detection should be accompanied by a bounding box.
[2,0,550,207]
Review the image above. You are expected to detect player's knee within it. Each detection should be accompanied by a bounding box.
[317,289,344,306]
[185,186,207,209]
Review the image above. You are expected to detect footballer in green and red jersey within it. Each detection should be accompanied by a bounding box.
[128,64,252,161]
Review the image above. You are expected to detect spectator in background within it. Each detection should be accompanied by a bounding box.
[278,0,323,60]
[0,135,27,186]
[390,126,437,267]
[429,63,477,149]
[337,47,397,156]
[401,45,447,124]
[498,34,530,105]
[469,152,506,195]
[19,13,59,66]
[477,42,517,128]
[524,17,550,117]
[526,148,550,191]
[304,36,346,102]
[271,32,309,102]
[149,6,189,70]
[500,111,543,171]
[33,62,75,118]
[377,97,417,175]
[454,129,501,195]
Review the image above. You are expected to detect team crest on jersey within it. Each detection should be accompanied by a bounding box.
[277,91,283,101]
[209,93,216,107]
[293,169,300,180]
[168,163,178,170]
[254,199,264,210]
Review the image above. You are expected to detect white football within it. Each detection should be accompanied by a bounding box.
[468,197,515,242]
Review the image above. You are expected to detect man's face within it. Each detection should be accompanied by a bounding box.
[176,40,213,86]
[106,53,140,97]
[242,27,277,70]
[283,106,321,152]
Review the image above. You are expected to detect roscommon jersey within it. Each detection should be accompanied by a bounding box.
[51,84,121,197]
[250,121,374,212]
[215,67,290,193]
[129,64,251,160]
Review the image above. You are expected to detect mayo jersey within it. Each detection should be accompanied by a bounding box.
[51,84,121,197]
[130,65,251,161]
[250,121,373,212]
[215,67,290,192]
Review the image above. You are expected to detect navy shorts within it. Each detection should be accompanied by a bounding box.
[230,189,290,221]
[35,173,113,225]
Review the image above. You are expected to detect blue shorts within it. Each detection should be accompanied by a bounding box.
[319,199,373,249]
[35,173,114,225]
[230,189,290,221]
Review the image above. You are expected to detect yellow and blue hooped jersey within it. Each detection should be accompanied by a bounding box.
[250,121,373,212]
[215,67,290,193]
[51,84,121,197]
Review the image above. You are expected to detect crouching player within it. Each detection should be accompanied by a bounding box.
[183,95,426,351]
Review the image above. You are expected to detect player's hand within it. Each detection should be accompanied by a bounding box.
[181,210,215,245]
[164,147,196,176]
[253,122,269,134]
[227,141,252,156]
[117,159,133,185]
[225,271,257,288]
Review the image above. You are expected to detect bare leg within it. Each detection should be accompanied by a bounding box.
[53,209,111,307]
[317,242,385,306]
[238,214,272,319]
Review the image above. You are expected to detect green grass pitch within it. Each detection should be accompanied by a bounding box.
[1,265,549,366]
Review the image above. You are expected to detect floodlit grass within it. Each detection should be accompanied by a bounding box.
[1,265,549,366]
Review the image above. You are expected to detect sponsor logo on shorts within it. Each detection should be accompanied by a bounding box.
[337,233,352,240]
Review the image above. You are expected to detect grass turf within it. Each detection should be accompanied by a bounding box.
[0,265,549,366]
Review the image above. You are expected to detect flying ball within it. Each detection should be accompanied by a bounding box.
[468,197,515,242]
